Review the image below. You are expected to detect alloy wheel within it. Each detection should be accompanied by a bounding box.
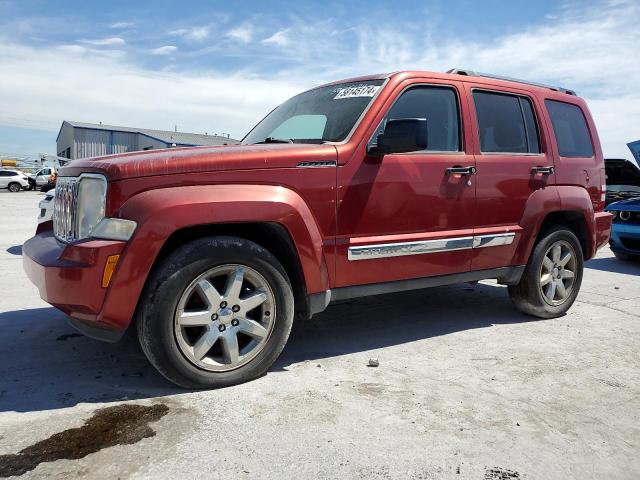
[538,240,577,306]
[174,264,275,372]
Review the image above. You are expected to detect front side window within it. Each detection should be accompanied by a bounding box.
[473,91,541,154]
[545,100,594,157]
[242,80,384,144]
[376,86,461,152]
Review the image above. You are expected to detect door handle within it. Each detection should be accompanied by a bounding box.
[446,165,477,176]
[531,166,554,175]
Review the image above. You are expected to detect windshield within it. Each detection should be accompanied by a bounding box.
[242,80,385,145]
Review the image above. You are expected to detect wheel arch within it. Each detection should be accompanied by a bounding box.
[536,210,590,259]
[515,185,597,264]
[97,184,330,331]
[152,222,310,319]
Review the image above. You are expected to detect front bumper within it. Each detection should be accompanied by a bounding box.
[609,222,640,256]
[23,230,127,338]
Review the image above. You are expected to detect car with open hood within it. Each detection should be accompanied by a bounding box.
[605,157,640,205]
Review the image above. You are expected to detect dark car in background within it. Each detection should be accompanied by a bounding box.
[605,158,640,206]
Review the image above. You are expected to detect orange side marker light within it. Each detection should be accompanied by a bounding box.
[102,254,120,288]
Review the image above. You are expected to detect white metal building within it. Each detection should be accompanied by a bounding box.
[56,121,239,160]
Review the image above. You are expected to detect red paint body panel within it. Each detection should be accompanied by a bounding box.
[23,70,612,334]
[23,231,125,324]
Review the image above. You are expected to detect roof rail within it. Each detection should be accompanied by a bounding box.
[446,68,576,96]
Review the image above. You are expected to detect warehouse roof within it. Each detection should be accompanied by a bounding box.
[59,120,239,146]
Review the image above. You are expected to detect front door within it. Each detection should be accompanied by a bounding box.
[336,81,477,287]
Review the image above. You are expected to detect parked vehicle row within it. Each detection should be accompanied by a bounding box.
[24,69,612,388]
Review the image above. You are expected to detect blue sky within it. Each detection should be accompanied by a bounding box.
[0,0,638,158]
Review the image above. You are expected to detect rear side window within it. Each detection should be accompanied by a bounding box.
[473,91,540,154]
[545,100,594,157]
[383,86,461,152]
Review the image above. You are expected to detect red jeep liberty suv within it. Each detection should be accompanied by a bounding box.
[23,69,612,388]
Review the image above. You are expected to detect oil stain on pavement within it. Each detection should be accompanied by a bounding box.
[0,403,169,477]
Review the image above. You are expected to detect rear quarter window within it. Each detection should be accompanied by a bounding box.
[545,100,594,157]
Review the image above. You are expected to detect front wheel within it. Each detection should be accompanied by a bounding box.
[509,226,583,318]
[8,182,21,193]
[137,236,294,389]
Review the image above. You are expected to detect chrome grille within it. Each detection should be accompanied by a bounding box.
[53,177,80,242]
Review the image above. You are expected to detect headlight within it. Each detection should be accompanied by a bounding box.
[619,211,631,221]
[76,174,107,238]
[53,173,137,243]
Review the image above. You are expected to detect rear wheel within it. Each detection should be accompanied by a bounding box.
[137,236,294,389]
[509,226,583,318]
[8,182,21,193]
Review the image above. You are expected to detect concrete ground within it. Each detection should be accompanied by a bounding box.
[0,190,638,480]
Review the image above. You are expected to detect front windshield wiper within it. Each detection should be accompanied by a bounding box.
[254,137,294,144]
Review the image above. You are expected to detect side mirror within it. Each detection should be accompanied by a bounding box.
[370,118,428,157]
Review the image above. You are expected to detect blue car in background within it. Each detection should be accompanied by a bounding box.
[607,199,640,261]
[605,144,640,261]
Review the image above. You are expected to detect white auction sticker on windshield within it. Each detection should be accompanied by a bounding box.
[334,85,380,99]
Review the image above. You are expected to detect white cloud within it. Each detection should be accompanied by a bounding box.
[0,40,302,143]
[0,1,638,158]
[227,24,253,44]
[262,30,289,47]
[169,25,210,42]
[150,45,178,56]
[109,21,134,29]
[80,37,126,46]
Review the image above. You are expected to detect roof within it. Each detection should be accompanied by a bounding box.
[59,120,239,146]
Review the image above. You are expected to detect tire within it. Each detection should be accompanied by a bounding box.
[508,226,584,318]
[137,236,295,389]
[8,182,21,193]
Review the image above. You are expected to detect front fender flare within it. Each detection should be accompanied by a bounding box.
[98,184,329,330]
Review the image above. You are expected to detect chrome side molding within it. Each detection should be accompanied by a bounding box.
[348,232,515,261]
[297,161,337,168]
[473,233,516,249]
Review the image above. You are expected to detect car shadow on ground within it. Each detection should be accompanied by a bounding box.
[276,282,537,369]
[0,282,536,413]
[586,256,640,275]
[6,245,22,255]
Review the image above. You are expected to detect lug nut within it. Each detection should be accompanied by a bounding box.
[220,301,228,308]
[232,305,240,313]
[231,319,239,327]
[218,324,226,332]
[211,313,218,321]
[264,311,270,317]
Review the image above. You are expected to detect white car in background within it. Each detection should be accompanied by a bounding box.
[38,189,55,223]
[0,169,30,192]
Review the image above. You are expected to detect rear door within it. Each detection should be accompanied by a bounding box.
[0,171,9,188]
[465,84,556,270]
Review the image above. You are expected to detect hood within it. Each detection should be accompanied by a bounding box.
[606,197,640,211]
[605,158,640,187]
[60,143,338,181]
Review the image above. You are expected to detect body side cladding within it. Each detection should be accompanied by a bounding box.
[68,317,124,343]
[308,266,525,316]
